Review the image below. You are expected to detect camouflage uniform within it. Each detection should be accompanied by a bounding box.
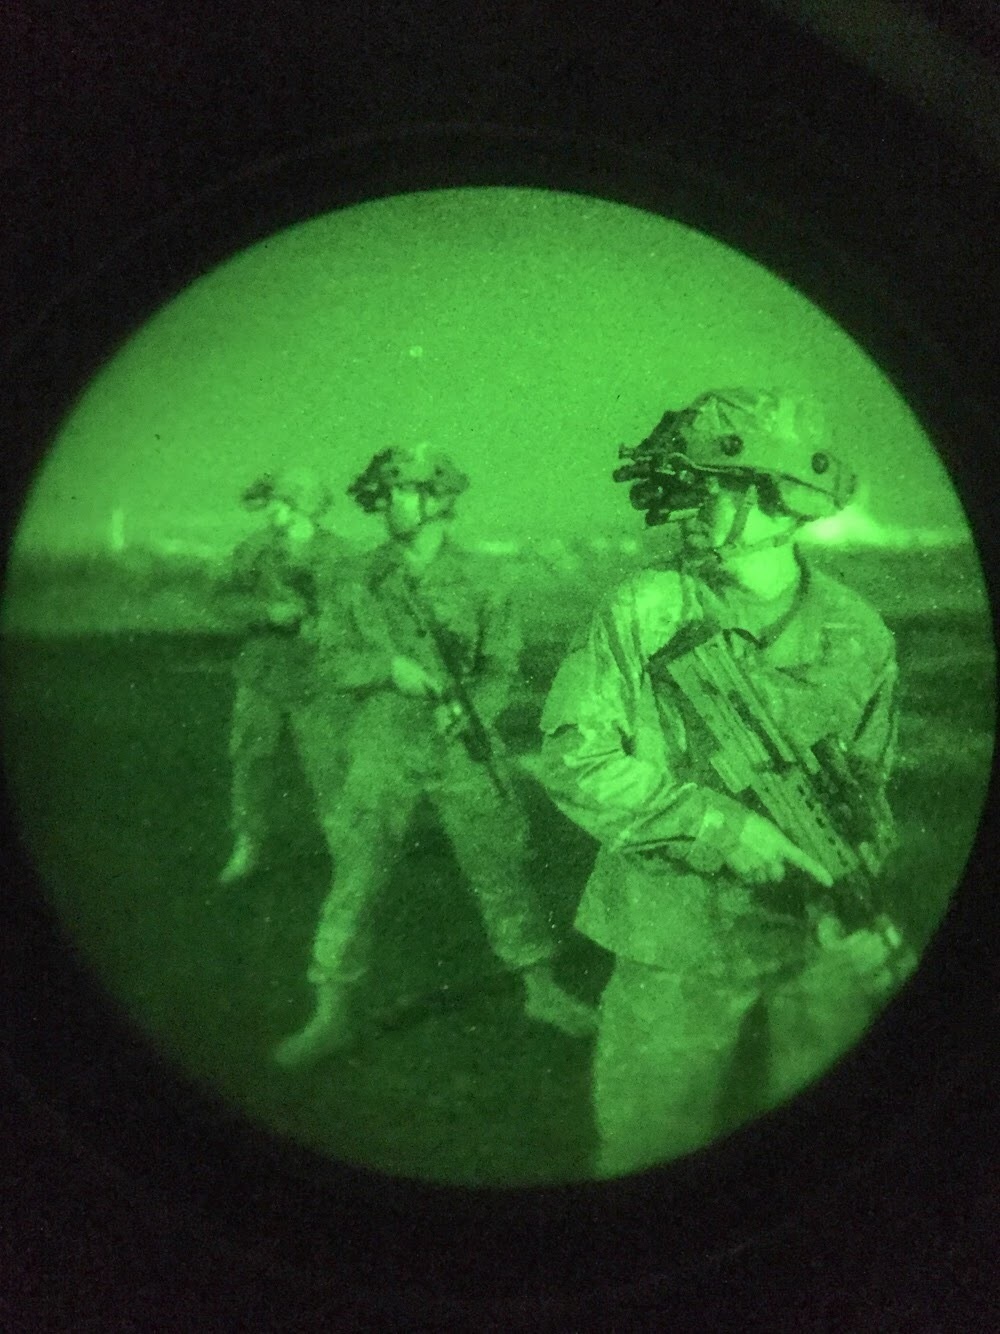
[540,549,900,1176]
[222,522,348,860]
[305,536,554,990]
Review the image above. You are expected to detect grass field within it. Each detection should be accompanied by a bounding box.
[0,563,995,1186]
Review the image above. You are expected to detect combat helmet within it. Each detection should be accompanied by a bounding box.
[348,442,470,513]
[241,466,333,519]
[615,388,857,527]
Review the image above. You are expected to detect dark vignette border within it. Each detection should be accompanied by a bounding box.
[1,5,997,1326]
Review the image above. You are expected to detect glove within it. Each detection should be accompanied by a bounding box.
[434,700,468,741]
[815,913,912,998]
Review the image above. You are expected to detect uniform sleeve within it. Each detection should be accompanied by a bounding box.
[470,578,523,726]
[295,531,345,637]
[841,636,901,873]
[226,537,260,589]
[210,536,265,625]
[849,640,900,786]
[537,579,753,870]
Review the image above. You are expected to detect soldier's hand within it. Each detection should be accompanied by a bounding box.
[815,913,911,997]
[266,600,303,627]
[434,701,468,739]
[725,812,834,889]
[283,516,315,548]
[391,655,443,698]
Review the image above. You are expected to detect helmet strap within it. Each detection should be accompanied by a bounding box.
[721,480,756,548]
[707,481,804,559]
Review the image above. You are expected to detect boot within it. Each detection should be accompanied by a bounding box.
[218,833,261,886]
[273,983,353,1069]
[522,961,598,1038]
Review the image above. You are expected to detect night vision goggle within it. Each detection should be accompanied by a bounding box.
[613,446,721,527]
[613,411,791,528]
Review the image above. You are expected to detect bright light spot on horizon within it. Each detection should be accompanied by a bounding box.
[802,504,965,549]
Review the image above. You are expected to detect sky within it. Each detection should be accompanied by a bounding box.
[10,185,976,555]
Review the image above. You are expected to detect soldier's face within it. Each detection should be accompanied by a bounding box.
[266,499,295,530]
[385,486,447,538]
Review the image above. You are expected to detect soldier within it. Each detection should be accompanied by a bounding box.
[537,388,912,1177]
[273,442,596,1069]
[217,466,348,885]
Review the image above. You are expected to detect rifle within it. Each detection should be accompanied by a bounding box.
[398,574,518,804]
[652,620,899,935]
[225,527,323,635]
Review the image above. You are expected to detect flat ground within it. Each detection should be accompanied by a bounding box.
[0,593,994,1186]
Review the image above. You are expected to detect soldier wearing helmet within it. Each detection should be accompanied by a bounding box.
[216,465,348,886]
[273,442,595,1069]
[537,388,906,1177]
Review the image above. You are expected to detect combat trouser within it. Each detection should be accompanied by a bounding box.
[227,681,347,852]
[592,939,892,1178]
[307,737,555,989]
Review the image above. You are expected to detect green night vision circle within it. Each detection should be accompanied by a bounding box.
[1,186,994,1187]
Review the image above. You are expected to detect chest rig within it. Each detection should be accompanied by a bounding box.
[366,553,486,683]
